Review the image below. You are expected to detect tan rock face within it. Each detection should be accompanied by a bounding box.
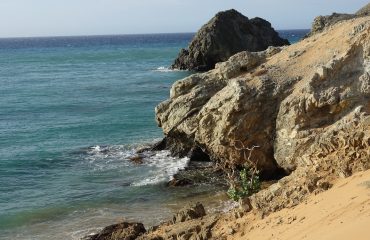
[275,36,370,174]
[155,17,370,178]
[307,3,370,37]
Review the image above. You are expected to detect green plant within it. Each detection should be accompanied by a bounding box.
[227,167,261,201]
[218,137,261,202]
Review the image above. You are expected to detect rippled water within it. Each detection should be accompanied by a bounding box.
[0,30,308,239]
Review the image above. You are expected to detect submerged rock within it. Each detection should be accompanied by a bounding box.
[171,9,289,71]
[167,177,193,187]
[128,155,144,164]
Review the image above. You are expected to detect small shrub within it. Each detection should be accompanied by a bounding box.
[227,167,261,201]
[218,139,261,203]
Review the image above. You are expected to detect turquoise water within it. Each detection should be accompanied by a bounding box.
[0,30,308,239]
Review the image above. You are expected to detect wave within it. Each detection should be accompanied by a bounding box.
[153,66,184,72]
[131,151,189,186]
[78,143,189,186]
[80,144,137,171]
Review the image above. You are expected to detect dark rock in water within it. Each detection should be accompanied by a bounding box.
[86,222,146,240]
[172,202,206,223]
[128,155,144,164]
[171,9,289,71]
[166,161,227,188]
[167,177,193,187]
[161,136,211,162]
[135,137,211,164]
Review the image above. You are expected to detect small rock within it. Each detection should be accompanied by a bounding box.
[238,198,253,212]
[167,178,193,187]
[86,222,146,240]
[172,202,206,223]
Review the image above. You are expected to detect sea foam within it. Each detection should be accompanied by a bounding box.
[131,151,189,186]
[81,144,189,186]
[154,66,183,72]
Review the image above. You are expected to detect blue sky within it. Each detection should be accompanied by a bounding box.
[0,0,368,37]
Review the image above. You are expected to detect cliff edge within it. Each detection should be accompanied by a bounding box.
[157,16,370,179]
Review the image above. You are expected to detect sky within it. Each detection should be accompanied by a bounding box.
[0,0,368,38]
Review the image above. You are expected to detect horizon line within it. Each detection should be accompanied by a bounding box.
[0,29,310,40]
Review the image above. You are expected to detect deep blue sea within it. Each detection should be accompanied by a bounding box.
[0,30,308,239]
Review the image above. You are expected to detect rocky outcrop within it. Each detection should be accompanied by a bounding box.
[171,9,289,71]
[139,203,218,240]
[172,202,206,223]
[84,203,215,240]
[307,2,370,36]
[156,17,370,180]
[307,13,355,36]
[86,222,146,240]
[157,47,285,177]
[86,15,370,240]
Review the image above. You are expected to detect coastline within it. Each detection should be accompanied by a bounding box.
[1,4,369,239]
[85,13,370,240]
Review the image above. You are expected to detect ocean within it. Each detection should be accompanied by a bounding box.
[0,30,308,239]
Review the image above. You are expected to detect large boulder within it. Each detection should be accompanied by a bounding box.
[171,9,289,71]
[156,16,370,179]
[157,47,283,177]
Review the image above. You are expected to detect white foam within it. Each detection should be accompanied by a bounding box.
[132,150,189,186]
[153,66,184,72]
[83,145,135,171]
[70,228,102,240]
[81,143,189,186]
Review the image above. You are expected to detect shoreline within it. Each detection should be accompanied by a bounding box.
[84,169,370,240]
[85,12,370,240]
[2,3,369,240]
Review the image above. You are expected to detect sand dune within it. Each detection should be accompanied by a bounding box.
[216,170,370,240]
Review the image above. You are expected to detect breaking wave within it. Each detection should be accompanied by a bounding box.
[79,143,189,186]
[153,66,184,72]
